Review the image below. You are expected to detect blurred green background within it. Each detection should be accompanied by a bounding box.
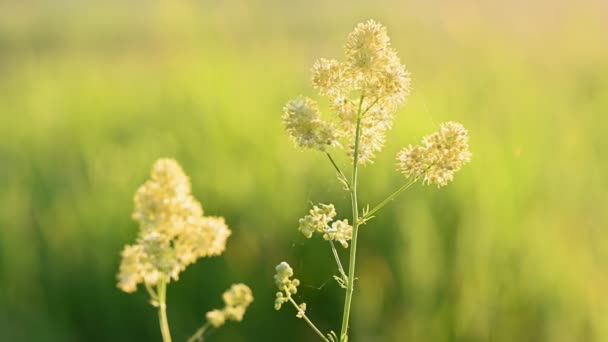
[1,0,607,341]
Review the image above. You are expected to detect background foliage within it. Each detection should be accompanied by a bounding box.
[1,1,607,341]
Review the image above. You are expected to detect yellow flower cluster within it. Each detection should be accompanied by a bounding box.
[274,262,300,310]
[397,122,472,187]
[283,20,411,164]
[206,284,254,328]
[117,158,232,293]
[298,203,353,248]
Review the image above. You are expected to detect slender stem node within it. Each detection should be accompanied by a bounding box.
[187,322,211,342]
[329,240,348,284]
[288,297,330,342]
[339,95,365,341]
[325,152,350,190]
[157,278,173,342]
[360,178,418,224]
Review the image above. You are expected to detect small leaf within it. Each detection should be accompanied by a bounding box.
[337,174,350,191]
[333,275,347,289]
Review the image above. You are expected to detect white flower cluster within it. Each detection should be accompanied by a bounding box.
[205,284,254,328]
[282,96,339,151]
[274,262,300,310]
[298,203,353,248]
[117,158,232,293]
[397,122,472,187]
[283,20,411,164]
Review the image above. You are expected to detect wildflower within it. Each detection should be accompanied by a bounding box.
[117,158,232,293]
[338,20,411,164]
[344,20,391,73]
[205,283,254,328]
[275,292,289,311]
[282,96,339,151]
[274,262,300,310]
[206,309,226,328]
[323,219,353,248]
[296,303,307,319]
[287,20,411,164]
[222,283,254,321]
[297,203,353,248]
[311,58,348,98]
[397,122,471,187]
[298,203,337,238]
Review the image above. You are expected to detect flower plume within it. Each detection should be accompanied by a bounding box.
[205,284,254,328]
[282,96,339,151]
[117,158,232,293]
[397,122,472,187]
[283,19,411,164]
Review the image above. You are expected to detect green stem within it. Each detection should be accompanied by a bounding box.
[360,97,380,117]
[325,152,350,190]
[187,322,211,342]
[329,240,348,283]
[146,283,159,303]
[360,178,418,223]
[157,278,173,342]
[340,95,364,341]
[288,297,329,342]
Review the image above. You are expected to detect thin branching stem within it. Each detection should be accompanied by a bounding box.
[145,283,159,302]
[329,240,348,283]
[187,322,211,342]
[325,152,350,190]
[360,97,380,117]
[288,297,330,342]
[340,95,365,341]
[157,278,173,342]
[360,178,418,223]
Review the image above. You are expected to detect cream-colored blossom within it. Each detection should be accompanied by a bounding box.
[285,20,411,163]
[323,219,353,248]
[297,203,352,248]
[345,20,391,72]
[206,283,254,327]
[274,262,300,310]
[117,158,232,293]
[222,283,254,321]
[311,58,349,98]
[397,122,471,187]
[117,244,146,293]
[274,292,288,311]
[282,96,339,151]
[298,203,336,238]
[296,303,307,319]
[206,309,226,328]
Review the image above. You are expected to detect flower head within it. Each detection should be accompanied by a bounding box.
[117,158,232,293]
[206,309,226,328]
[297,203,352,248]
[323,219,353,248]
[206,283,254,327]
[298,203,337,238]
[397,122,472,187]
[282,96,339,151]
[222,283,255,322]
[285,20,411,164]
[274,262,300,310]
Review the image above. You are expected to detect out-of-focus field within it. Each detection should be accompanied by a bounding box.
[1,1,607,341]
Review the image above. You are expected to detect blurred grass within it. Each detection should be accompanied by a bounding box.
[1,0,607,341]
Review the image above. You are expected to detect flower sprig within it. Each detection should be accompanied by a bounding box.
[283,19,411,165]
[187,284,254,342]
[117,158,252,342]
[276,19,471,342]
